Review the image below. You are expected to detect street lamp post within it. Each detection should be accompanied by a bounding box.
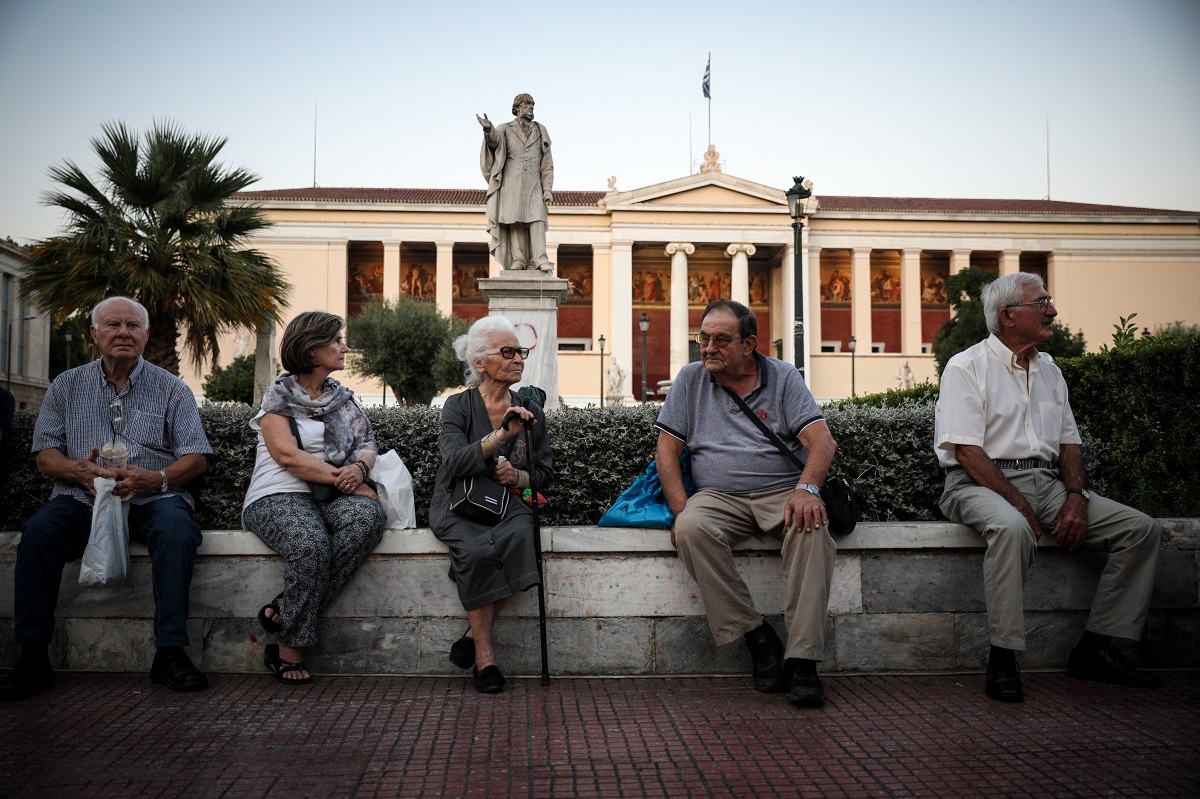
[785,176,813,380]
[638,313,650,403]
[848,335,857,398]
[598,334,606,407]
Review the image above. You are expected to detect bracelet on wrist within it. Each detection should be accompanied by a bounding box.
[356,460,369,478]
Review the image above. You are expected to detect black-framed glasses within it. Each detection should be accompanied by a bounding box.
[694,333,742,348]
[1006,296,1054,311]
[483,346,529,360]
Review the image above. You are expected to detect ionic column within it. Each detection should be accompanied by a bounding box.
[383,242,401,300]
[806,246,822,355]
[852,248,872,349]
[591,243,612,351]
[1047,251,1070,321]
[436,242,454,317]
[329,240,349,317]
[950,248,971,275]
[901,248,922,354]
[665,242,695,378]
[610,241,634,403]
[781,243,796,364]
[1000,249,1021,276]
[725,243,756,306]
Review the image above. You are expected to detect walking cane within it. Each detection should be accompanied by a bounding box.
[504,404,551,685]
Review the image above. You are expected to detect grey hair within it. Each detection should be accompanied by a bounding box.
[453,315,521,388]
[92,296,149,328]
[983,272,1046,335]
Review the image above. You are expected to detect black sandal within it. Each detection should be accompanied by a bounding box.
[449,629,475,669]
[257,594,283,634]
[264,643,312,685]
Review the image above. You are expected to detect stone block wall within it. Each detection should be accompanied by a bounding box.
[1,520,1196,676]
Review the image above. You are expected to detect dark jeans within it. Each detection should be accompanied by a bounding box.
[15,495,203,648]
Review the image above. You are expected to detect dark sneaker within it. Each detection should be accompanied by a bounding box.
[785,658,826,708]
[0,658,55,702]
[1066,643,1160,689]
[985,657,1023,702]
[149,647,208,692]
[744,622,786,693]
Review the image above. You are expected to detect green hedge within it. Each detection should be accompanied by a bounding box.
[2,337,1195,531]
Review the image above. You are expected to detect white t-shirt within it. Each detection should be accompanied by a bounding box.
[242,411,331,510]
[935,334,1081,469]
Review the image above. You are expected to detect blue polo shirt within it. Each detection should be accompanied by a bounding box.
[655,353,824,494]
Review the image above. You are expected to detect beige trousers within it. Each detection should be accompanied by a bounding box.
[674,487,837,661]
[940,467,1161,650]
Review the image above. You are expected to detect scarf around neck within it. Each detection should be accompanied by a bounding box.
[259,373,376,464]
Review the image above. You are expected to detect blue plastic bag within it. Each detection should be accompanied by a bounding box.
[598,449,697,529]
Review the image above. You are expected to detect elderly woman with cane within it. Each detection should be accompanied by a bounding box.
[429,315,553,694]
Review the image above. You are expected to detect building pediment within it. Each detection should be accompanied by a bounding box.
[602,171,790,212]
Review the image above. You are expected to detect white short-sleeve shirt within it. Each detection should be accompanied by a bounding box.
[935,334,1081,469]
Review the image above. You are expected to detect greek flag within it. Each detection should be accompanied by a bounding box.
[702,56,710,98]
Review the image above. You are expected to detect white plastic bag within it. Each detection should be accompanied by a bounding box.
[369,450,416,529]
[79,476,130,586]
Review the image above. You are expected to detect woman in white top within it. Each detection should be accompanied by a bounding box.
[242,311,385,684]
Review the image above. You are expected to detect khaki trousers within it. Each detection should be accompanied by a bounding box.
[939,468,1161,650]
[674,487,837,661]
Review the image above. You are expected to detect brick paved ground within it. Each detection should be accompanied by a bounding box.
[1,670,1197,798]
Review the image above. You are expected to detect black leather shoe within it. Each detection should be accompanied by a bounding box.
[785,658,826,708]
[473,664,505,694]
[0,659,55,702]
[744,622,787,693]
[1067,643,1160,689]
[985,657,1023,702]
[150,647,208,692]
[449,631,475,670]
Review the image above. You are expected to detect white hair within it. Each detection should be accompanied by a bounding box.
[982,273,1045,335]
[453,315,520,388]
[91,296,150,328]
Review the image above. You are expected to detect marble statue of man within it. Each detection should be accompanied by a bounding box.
[477,93,554,272]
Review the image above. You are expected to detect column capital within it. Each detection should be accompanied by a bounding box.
[612,241,634,254]
[436,241,455,254]
[853,247,873,256]
[664,242,695,257]
[901,247,922,256]
[725,243,757,258]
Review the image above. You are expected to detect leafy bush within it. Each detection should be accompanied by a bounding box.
[4,335,1196,532]
[202,354,258,404]
[1057,335,1200,517]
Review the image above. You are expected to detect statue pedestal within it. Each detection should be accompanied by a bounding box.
[480,272,570,410]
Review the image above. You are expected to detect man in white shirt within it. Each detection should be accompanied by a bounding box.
[935,273,1161,703]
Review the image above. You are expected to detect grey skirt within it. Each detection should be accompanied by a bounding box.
[431,493,540,610]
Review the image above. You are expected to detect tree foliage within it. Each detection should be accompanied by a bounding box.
[202,354,258,404]
[19,121,291,375]
[347,297,468,405]
[933,266,1085,375]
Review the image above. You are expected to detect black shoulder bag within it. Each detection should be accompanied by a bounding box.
[720,387,857,535]
[448,390,510,523]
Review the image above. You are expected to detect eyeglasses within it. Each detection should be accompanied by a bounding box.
[1006,296,1054,311]
[483,346,529,360]
[694,333,742,348]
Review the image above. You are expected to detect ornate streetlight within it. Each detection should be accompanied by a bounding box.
[785,176,813,379]
[848,335,857,399]
[639,313,650,403]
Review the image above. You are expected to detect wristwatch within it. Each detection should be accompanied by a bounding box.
[158,470,169,493]
[796,483,821,496]
[1066,488,1090,501]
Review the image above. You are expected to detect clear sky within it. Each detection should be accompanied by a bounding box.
[2,0,1198,245]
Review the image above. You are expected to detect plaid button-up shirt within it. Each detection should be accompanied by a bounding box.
[32,357,212,508]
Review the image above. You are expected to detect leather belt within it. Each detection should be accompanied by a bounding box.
[991,458,1053,471]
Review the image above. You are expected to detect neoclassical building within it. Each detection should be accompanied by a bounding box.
[189,164,1200,404]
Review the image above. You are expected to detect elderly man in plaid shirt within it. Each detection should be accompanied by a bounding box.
[1,297,212,701]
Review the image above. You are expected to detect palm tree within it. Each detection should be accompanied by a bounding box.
[20,121,290,375]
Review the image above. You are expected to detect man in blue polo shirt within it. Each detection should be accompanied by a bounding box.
[656,300,838,707]
[1,297,212,701]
